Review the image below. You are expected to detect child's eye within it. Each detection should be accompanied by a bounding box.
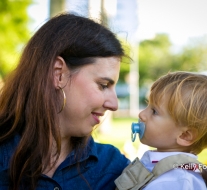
[152,108,158,115]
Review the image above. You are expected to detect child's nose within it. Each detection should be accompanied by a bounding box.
[139,109,146,122]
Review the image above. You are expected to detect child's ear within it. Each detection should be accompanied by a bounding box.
[177,128,198,146]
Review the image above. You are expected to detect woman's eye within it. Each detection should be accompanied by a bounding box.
[100,84,108,89]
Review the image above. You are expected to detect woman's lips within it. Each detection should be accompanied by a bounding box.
[92,112,104,124]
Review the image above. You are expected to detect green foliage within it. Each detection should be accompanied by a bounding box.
[139,34,172,87]
[138,34,207,106]
[0,0,33,78]
[118,39,131,83]
[139,34,207,87]
[174,38,207,72]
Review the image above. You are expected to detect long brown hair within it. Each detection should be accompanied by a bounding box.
[0,13,125,189]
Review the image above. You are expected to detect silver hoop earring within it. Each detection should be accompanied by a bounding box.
[58,86,66,113]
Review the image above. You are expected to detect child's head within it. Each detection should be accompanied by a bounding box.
[148,71,207,154]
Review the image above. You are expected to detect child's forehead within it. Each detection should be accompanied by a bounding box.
[149,93,169,108]
[149,87,171,104]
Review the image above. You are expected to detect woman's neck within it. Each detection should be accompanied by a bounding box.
[43,137,72,178]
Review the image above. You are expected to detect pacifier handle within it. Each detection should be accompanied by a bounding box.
[131,121,145,142]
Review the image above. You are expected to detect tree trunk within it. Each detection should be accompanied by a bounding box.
[50,0,66,18]
[100,0,108,27]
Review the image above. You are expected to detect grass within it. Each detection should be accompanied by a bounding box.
[92,117,207,164]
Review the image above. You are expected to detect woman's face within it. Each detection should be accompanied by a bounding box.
[59,57,120,138]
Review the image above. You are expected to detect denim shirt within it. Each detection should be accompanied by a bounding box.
[0,135,130,190]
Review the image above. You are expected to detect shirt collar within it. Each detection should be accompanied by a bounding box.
[63,136,98,166]
[77,136,99,162]
[148,150,197,163]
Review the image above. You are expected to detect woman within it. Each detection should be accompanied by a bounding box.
[0,13,130,190]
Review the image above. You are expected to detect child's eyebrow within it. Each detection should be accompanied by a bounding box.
[100,77,114,85]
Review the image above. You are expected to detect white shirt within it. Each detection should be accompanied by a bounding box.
[140,150,206,190]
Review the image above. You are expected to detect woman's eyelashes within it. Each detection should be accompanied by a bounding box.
[100,83,108,89]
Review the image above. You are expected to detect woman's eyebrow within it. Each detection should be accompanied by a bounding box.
[100,77,115,85]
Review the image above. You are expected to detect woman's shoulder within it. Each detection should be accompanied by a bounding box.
[85,139,130,186]
[93,141,130,168]
[95,141,119,152]
[0,134,20,169]
[94,140,123,154]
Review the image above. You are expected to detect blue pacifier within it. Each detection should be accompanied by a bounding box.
[131,120,145,142]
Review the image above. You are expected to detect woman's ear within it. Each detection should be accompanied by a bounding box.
[177,127,198,147]
[53,56,68,88]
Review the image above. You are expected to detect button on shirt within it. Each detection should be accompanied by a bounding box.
[0,135,130,190]
[140,150,206,190]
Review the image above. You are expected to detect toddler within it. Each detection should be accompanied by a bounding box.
[115,71,207,190]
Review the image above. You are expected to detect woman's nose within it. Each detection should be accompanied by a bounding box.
[103,91,118,111]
